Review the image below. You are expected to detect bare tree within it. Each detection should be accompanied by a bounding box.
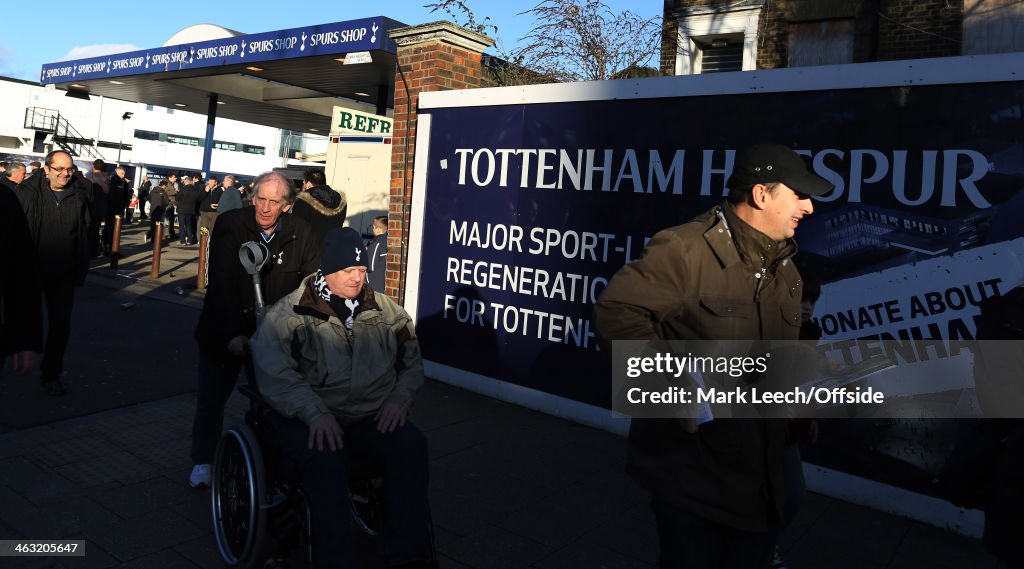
[425,0,661,85]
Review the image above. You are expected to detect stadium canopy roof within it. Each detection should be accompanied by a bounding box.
[39,17,407,134]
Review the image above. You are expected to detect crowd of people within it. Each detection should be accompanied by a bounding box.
[0,157,390,398]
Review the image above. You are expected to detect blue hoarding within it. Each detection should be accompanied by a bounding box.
[413,75,1024,412]
[40,16,406,84]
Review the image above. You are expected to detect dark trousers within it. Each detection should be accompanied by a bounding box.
[39,274,76,383]
[273,415,430,568]
[164,205,177,238]
[88,217,102,257]
[650,498,775,569]
[147,206,166,240]
[190,348,250,465]
[179,214,196,244]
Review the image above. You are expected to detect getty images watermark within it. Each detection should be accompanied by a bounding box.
[611,340,1024,420]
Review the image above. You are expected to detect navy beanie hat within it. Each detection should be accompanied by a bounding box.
[321,227,368,275]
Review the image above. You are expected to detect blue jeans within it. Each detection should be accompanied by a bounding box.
[650,497,775,569]
[273,415,430,568]
[190,349,251,464]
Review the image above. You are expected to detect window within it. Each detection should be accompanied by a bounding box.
[214,141,238,152]
[134,129,160,141]
[167,108,174,115]
[674,1,763,75]
[243,144,265,155]
[696,38,744,73]
[964,0,1024,55]
[788,20,854,67]
[279,130,305,158]
[167,134,201,146]
[145,104,154,111]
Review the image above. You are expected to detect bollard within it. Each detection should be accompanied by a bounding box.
[151,222,163,280]
[197,228,209,290]
[109,215,123,270]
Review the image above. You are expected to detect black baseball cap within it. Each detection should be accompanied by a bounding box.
[727,143,834,196]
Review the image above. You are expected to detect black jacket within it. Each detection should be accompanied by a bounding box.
[0,176,18,193]
[176,184,201,216]
[1,185,42,356]
[194,207,320,355]
[85,170,109,218]
[148,186,168,210]
[17,169,92,285]
[108,174,129,216]
[366,233,388,292]
[290,185,347,245]
[199,186,223,213]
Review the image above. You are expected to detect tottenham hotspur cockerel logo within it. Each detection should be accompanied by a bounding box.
[354,248,362,262]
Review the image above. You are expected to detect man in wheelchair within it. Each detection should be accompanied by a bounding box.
[250,227,431,569]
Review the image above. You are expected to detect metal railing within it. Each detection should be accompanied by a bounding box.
[24,107,104,160]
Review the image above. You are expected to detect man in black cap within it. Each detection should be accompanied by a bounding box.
[594,143,833,569]
[251,227,430,569]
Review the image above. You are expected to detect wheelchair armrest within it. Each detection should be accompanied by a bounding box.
[238,383,273,409]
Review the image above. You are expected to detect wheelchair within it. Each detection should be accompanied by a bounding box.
[211,383,434,568]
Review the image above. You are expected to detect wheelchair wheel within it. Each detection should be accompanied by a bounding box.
[349,475,386,538]
[212,425,270,568]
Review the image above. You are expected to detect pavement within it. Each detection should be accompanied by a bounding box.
[0,221,1005,568]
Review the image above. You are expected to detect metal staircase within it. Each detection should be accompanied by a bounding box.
[24,107,105,160]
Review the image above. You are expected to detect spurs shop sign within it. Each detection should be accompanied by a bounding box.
[40,16,405,84]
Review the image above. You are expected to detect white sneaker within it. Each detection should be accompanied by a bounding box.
[189,464,211,488]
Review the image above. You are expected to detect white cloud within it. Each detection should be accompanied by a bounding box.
[58,43,142,61]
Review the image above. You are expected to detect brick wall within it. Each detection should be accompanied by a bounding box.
[387,23,493,303]
[660,4,679,75]
[755,1,791,69]
[666,0,964,73]
[876,0,963,60]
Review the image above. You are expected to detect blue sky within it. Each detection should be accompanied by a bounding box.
[0,0,661,81]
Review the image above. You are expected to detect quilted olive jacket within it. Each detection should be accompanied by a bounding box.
[252,275,423,426]
[594,202,805,531]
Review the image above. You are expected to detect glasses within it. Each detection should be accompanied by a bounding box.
[48,166,74,174]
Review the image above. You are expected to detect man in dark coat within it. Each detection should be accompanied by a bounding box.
[17,150,92,396]
[103,166,130,252]
[146,180,169,242]
[1,162,26,192]
[197,175,222,237]
[84,159,109,258]
[189,171,320,487]
[594,144,833,569]
[137,174,151,220]
[176,176,201,245]
[291,167,347,243]
[366,215,388,293]
[1,183,42,376]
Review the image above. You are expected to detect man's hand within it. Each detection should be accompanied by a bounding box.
[10,351,38,375]
[227,336,250,356]
[375,401,408,433]
[308,413,344,452]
